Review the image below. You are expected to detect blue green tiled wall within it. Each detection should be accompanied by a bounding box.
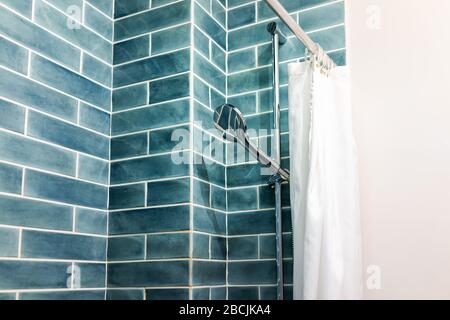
[0,0,345,300]
[0,0,112,300]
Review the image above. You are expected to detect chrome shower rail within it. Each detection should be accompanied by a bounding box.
[264,0,336,68]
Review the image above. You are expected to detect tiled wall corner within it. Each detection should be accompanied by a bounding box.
[108,0,193,300]
[0,0,113,300]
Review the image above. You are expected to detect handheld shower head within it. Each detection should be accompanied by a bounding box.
[213,103,248,143]
[213,104,290,181]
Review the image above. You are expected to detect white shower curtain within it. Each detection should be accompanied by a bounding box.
[288,62,363,300]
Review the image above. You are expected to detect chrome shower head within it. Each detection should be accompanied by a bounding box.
[213,103,248,143]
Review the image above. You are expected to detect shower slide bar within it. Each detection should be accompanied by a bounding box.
[264,0,337,69]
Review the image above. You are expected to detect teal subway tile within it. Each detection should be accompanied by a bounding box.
[259,234,293,259]
[112,83,148,112]
[79,103,111,135]
[108,236,145,261]
[194,26,210,57]
[258,86,288,112]
[284,260,293,284]
[211,185,226,211]
[0,260,70,290]
[193,233,209,259]
[192,288,210,300]
[149,73,190,104]
[227,187,258,211]
[192,261,226,285]
[193,153,226,187]
[78,155,109,185]
[152,23,191,55]
[87,0,114,17]
[114,49,190,87]
[228,0,253,8]
[212,0,226,27]
[194,126,209,155]
[210,87,226,110]
[228,48,256,73]
[82,54,112,87]
[0,36,28,74]
[329,49,347,66]
[147,233,190,259]
[194,77,210,107]
[0,6,80,71]
[30,54,111,111]
[21,230,106,261]
[228,287,259,300]
[193,179,210,207]
[227,163,267,188]
[228,261,276,285]
[299,2,345,32]
[34,0,112,63]
[210,236,226,260]
[109,205,190,235]
[0,68,78,122]
[211,42,226,72]
[210,135,226,164]
[27,111,109,160]
[228,66,272,95]
[108,261,190,287]
[0,0,33,17]
[228,3,255,29]
[75,208,108,235]
[0,293,15,300]
[107,289,144,300]
[147,178,190,206]
[194,3,226,49]
[0,195,73,230]
[114,35,149,65]
[0,227,19,257]
[227,93,257,115]
[259,235,275,259]
[44,0,83,13]
[85,3,113,40]
[194,101,215,130]
[0,131,76,176]
[195,0,210,9]
[112,99,190,135]
[146,288,189,300]
[258,0,334,21]
[20,290,105,300]
[76,263,106,288]
[114,0,149,19]
[111,133,148,160]
[0,162,22,194]
[114,1,190,41]
[228,209,275,236]
[0,99,25,133]
[111,152,190,184]
[228,236,258,260]
[210,287,226,300]
[311,25,346,51]
[193,207,226,235]
[228,22,271,51]
[24,169,108,209]
[259,183,290,209]
[109,183,146,210]
[194,51,226,94]
[260,286,276,300]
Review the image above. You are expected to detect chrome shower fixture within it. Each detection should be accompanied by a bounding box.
[213,104,290,182]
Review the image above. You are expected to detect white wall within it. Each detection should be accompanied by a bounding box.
[346,0,450,299]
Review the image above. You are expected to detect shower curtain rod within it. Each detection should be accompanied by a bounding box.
[264,0,336,68]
